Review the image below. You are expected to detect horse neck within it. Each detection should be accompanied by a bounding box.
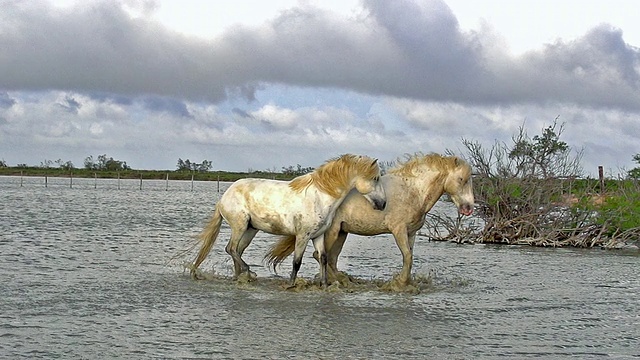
[312,179,352,210]
[313,184,353,223]
[332,170,366,199]
[304,164,364,199]
[406,168,447,211]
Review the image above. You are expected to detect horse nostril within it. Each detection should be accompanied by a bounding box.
[459,204,473,216]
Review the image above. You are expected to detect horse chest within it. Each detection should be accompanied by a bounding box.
[308,204,339,234]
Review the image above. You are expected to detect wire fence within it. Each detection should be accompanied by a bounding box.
[0,174,232,193]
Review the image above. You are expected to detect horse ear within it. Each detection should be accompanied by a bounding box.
[372,158,378,166]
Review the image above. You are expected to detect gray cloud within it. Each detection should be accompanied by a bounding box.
[56,95,82,114]
[0,92,16,109]
[0,1,229,101]
[1,0,638,110]
[142,96,192,117]
[496,25,640,109]
[88,92,134,106]
[231,108,253,119]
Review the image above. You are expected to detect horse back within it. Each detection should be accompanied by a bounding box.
[220,178,295,215]
[220,177,333,235]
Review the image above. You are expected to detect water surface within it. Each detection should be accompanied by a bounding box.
[1,176,638,359]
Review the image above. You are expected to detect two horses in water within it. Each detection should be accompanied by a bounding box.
[190,153,474,288]
[265,153,474,287]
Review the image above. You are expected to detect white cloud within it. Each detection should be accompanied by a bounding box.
[250,104,299,130]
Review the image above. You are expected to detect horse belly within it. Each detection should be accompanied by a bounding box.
[249,213,295,235]
[336,197,388,236]
[249,203,324,236]
[341,215,388,236]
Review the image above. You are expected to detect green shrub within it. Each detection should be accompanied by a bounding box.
[594,192,640,235]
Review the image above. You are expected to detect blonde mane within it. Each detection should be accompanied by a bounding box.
[289,154,379,198]
[389,153,471,178]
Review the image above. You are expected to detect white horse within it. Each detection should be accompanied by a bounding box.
[265,153,474,287]
[191,154,386,287]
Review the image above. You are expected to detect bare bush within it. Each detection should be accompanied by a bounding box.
[424,119,639,249]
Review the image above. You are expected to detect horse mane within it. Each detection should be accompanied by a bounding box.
[289,154,379,198]
[389,152,471,178]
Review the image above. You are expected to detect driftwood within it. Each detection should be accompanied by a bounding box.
[422,196,639,249]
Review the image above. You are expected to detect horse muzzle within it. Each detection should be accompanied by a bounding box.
[372,197,386,211]
[364,193,386,211]
[458,203,474,216]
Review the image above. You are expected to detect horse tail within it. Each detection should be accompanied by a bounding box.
[191,207,223,279]
[263,235,296,272]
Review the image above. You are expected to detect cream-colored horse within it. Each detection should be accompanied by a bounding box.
[191,154,386,287]
[265,153,474,287]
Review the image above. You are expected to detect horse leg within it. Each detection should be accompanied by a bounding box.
[313,223,343,282]
[236,227,259,279]
[327,230,348,279]
[289,236,311,287]
[312,235,328,288]
[408,233,416,253]
[225,224,251,279]
[391,226,413,286]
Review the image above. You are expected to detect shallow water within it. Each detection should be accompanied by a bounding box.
[1,176,638,359]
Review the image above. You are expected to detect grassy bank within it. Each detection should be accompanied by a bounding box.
[0,166,296,182]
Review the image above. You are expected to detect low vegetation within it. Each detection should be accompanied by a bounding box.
[0,154,302,182]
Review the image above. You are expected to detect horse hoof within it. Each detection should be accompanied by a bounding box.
[236,271,257,283]
[190,270,202,280]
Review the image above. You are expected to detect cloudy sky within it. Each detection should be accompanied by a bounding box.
[1,0,639,175]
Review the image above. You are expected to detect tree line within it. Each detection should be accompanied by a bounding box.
[10,143,640,176]
[0,155,316,177]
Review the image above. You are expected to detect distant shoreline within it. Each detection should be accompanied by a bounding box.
[0,167,295,182]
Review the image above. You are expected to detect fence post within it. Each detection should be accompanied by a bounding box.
[139,173,143,190]
[217,175,220,193]
[45,174,48,188]
[117,172,121,190]
[165,173,169,191]
[598,166,604,194]
[94,172,97,189]
[70,172,73,189]
[20,170,23,187]
[191,173,194,191]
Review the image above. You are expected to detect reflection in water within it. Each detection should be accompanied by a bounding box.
[0,176,638,359]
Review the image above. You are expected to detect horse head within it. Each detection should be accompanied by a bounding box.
[444,157,474,216]
[302,154,387,210]
[354,164,386,210]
